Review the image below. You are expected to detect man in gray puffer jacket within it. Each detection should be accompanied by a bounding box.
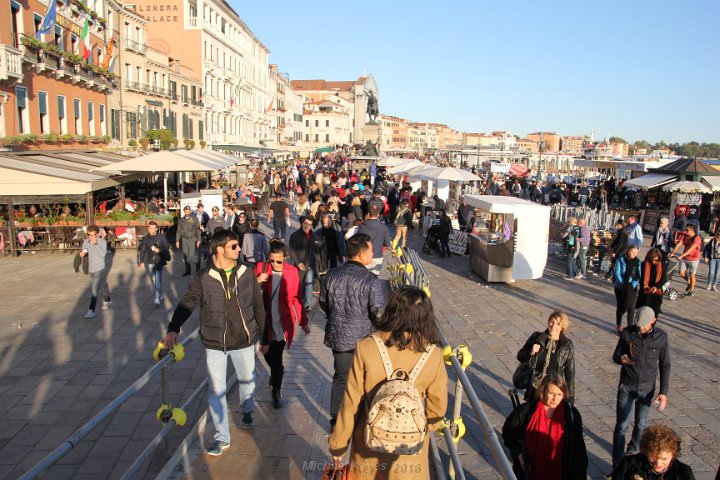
[319,232,385,431]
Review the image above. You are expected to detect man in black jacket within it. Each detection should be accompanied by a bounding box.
[358,205,391,275]
[288,214,323,310]
[320,233,385,431]
[611,306,671,471]
[137,221,171,306]
[164,229,266,456]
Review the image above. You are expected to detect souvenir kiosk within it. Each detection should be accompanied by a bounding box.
[464,195,550,282]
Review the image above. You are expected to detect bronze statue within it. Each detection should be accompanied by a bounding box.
[366,91,379,124]
[362,140,378,157]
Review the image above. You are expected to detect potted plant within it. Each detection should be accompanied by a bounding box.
[171,137,179,148]
[200,140,207,149]
[76,134,88,144]
[129,139,137,151]
[59,133,74,143]
[139,137,150,151]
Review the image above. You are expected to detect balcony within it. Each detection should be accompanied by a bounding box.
[125,80,148,92]
[124,38,147,55]
[188,17,198,27]
[0,44,23,83]
[147,85,170,97]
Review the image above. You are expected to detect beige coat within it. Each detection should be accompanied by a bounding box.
[328,333,448,480]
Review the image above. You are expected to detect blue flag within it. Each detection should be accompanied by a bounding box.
[35,0,57,39]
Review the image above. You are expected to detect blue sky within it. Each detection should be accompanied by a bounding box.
[231,0,719,144]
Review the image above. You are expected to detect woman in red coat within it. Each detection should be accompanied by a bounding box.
[255,239,310,408]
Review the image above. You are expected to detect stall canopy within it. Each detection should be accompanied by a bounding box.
[377,156,407,167]
[0,149,145,198]
[413,166,481,182]
[625,173,677,189]
[95,150,238,173]
[662,181,711,193]
[387,159,424,174]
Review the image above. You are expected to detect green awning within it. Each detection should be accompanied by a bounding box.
[315,147,333,153]
[145,100,164,106]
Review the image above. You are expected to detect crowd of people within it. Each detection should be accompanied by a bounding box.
[50,151,711,479]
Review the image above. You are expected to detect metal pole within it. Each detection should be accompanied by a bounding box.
[119,376,213,480]
[448,373,464,480]
[429,434,448,480]
[437,331,516,480]
[442,427,467,480]
[19,329,200,480]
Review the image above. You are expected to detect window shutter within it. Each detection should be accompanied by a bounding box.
[38,92,47,115]
[16,87,27,109]
[58,97,65,118]
[74,99,80,119]
[87,102,93,121]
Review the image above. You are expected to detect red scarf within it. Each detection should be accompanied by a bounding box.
[523,401,566,479]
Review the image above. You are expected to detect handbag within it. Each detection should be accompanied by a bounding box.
[512,355,537,390]
[322,463,348,480]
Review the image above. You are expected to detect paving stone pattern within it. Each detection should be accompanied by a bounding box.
[0,224,718,480]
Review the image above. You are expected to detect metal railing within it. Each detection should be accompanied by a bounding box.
[124,38,148,54]
[387,247,517,480]
[19,329,204,480]
[550,204,633,231]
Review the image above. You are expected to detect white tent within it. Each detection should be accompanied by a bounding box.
[662,181,711,193]
[387,160,424,174]
[412,166,481,182]
[95,150,236,173]
[377,156,407,167]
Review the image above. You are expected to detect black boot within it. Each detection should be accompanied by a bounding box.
[272,389,284,409]
[183,261,191,277]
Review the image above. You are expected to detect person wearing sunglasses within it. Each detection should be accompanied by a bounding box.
[254,240,310,409]
[164,229,266,455]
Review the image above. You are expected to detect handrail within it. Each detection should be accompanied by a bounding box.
[387,247,517,480]
[19,328,200,480]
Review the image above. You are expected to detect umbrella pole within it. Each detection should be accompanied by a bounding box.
[163,173,168,208]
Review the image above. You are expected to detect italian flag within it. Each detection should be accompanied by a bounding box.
[80,17,91,60]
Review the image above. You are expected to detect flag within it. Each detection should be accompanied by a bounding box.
[80,16,91,60]
[265,99,273,113]
[102,38,115,70]
[35,0,57,39]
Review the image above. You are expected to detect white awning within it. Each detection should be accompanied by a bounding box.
[625,173,677,190]
[702,176,720,192]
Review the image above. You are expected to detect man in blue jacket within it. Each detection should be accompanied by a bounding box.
[611,306,671,472]
[319,233,385,431]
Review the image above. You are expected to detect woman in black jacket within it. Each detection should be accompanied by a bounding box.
[612,424,695,480]
[438,209,452,258]
[502,375,587,480]
[516,311,576,404]
[636,248,666,318]
[605,220,629,280]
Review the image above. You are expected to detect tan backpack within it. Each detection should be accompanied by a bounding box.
[364,335,435,455]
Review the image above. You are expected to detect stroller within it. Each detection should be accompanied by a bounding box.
[662,259,690,301]
[422,223,441,255]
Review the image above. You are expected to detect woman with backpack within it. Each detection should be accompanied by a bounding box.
[562,217,581,280]
[614,244,641,333]
[502,375,588,480]
[328,285,448,479]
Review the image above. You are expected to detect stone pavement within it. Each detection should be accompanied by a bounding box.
[1,223,719,479]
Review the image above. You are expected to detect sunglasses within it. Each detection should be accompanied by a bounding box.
[268,260,284,265]
[227,244,240,250]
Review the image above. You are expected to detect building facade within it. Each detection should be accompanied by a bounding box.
[560,135,589,155]
[1,0,113,141]
[301,94,352,148]
[268,64,303,148]
[527,131,561,153]
[131,0,272,149]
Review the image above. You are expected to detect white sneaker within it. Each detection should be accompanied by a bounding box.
[102,300,112,310]
[154,298,161,307]
[707,285,713,291]
[713,286,718,292]
[84,310,96,319]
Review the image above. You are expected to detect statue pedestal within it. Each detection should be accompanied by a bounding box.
[360,124,381,149]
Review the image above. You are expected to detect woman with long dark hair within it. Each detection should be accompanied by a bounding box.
[635,247,665,318]
[502,375,588,480]
[328,285,448,479]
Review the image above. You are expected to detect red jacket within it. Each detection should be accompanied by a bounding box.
[254,262,308,347]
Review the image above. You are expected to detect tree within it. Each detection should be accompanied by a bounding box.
[609,136,627,144]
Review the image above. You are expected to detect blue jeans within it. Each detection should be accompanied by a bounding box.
[273,221,287,241]
[577,246,588,276]
[612,384,654,468]
[708,258,720,287]
[303,267,315,306]
[145,264,164,301]
[566,251,580,278]
[88,269,110,311]
[206,346,256,443]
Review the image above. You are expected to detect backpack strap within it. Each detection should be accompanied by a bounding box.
[371,335,394,381]
[408,345,436,385]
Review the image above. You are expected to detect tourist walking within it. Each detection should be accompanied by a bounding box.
[357,205,392,275]
[328,285,447,479]
[206,206,226,235]
[614,244,641,333]
[635,248,665,318]
[650,217,672,261]
[612,424,695,480]
[80,225,112,319]
[438,209,452,258]
[502,375,588,480]
[241,219,269,266]
[319,233,385,431]
[577,217,591,278]
[137,221,171,306]
[288,215,320,310]
[703,231,720,290]
[255,240,309,409]
[316,213,345,269]
[267,192,290,241]
[393,200,413,248]
[611,306,670,472]
[669,224,702,296]
[606,220,629,280]
[626,215,644,250]
[177,205,201,276]
[562,217,581,279]
[516,311,576,404]
[164,229,266,455]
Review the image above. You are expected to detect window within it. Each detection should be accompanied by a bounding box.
[15,86,28,134]
[87,101,95,135]
[38,91,48,134]
[198,120,204,140]
[57,95,67,134]
[10,2,22,49]
[326,120,329,127]
[305,119,308,127]
[33,13,42,39]
[325,134,329,142]
[99,104,106,136]
[111,108,120,139]
[70,34,78,54]
[126,112,137,139]
[54,24,62,49]
[314,120,318,127]
[74,98,81,134]
[182,113,188,138]
[314,134,318,142]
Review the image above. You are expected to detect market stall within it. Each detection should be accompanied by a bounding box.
[463,195,550,282]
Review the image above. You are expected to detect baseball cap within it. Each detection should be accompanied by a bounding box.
[634,306,656,330]
[183,205,191,211]
[352,184,360,191]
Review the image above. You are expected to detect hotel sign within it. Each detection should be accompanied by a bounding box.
[56,16,83,36]
[136,4,180,23]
